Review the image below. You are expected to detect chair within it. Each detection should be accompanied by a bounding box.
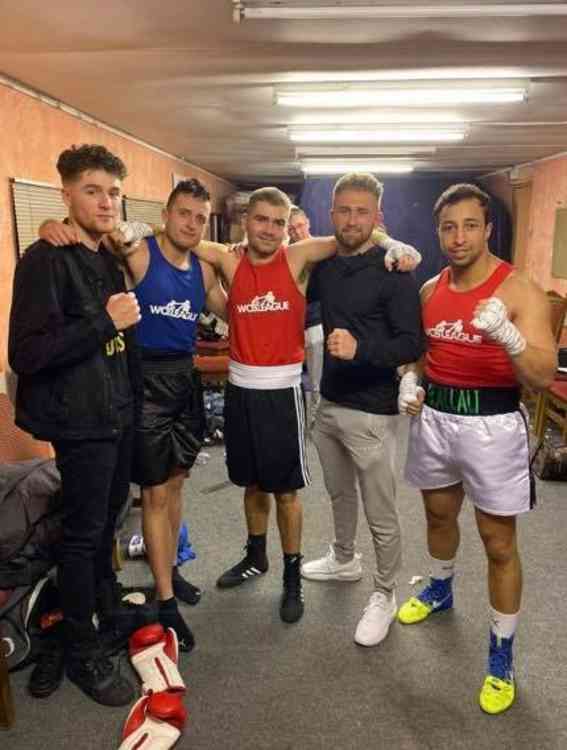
[534,292,567,441]
[0,371,53,729]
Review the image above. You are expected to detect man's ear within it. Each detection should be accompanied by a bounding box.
[485,222,493,242]
[161,207,169,226]
[61,186,72,210]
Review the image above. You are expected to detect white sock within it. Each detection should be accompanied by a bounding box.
[429,555,456,581]
[490,607,519,640]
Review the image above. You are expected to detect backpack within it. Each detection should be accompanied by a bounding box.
[0,576,61,671]
[0,458,63,589]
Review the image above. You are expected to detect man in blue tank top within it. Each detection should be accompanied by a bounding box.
[40,179,226,651]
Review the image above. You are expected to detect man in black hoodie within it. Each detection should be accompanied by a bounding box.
[9,144,142,707]
[301,172,424,648]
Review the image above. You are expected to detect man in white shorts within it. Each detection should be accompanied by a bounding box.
[397,183,557,715]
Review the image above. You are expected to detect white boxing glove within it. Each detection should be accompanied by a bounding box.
[398,371,425,416]
[129,624,186,694]
[381,237,422,271]
[119,692,187,750]
[117,220,153,245]
[471,297,526,357]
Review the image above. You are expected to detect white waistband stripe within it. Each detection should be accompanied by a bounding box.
[228,360,303,390]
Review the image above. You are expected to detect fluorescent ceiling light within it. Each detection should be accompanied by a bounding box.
[234,3,567,22]
[289,127,466,143]
[276,81,527,108]
[300,160,415,175]
[296,146,437,156]
[292,112,465,125]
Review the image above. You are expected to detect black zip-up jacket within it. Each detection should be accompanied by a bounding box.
[309,245,424,415]
[8,241,142,441]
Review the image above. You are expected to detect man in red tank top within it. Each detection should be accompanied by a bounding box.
[396,184,557,715]
[193,186,421,625]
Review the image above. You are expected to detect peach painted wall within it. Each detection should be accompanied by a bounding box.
[525,155,567,298]
[0,83,235,367]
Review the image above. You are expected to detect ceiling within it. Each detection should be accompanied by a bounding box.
[2,1,567,185]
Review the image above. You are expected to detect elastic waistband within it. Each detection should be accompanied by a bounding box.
[141,351,193,374]
[424,380,521,416]
[140,348,193,363]
[228,360,302,390]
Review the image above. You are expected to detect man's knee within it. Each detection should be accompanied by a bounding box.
[275,491,299,509]
[481,529,517,565]
[424,504,457,531]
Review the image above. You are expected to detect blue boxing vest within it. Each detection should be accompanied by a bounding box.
[135,236,206,353]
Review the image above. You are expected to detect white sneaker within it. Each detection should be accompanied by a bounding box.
[301,545,362,582]
[354,591,397,647]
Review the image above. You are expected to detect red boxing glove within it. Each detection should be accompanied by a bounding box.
[129,624,186,694]
[119,692,188,750]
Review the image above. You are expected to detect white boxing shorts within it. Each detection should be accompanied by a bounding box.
[404,382,535,516]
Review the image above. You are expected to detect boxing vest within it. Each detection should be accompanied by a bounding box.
[423,261,518,388]
[135,236,205,353]
[228,247,305,367]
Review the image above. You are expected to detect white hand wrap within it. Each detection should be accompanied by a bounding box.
[129,624,186,694]
[398,371,425,415]
[117,221,153,245]
[381,237,422,268]
[119,692,187,750]
[471,297,526,357]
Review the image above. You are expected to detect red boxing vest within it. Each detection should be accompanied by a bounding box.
[228,247,306,366]
[423,261,519,388]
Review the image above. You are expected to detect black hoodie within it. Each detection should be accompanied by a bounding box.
[309,245,424,415]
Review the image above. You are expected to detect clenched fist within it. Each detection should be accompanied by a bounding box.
[106,292,141,331]
[327,328,358,360]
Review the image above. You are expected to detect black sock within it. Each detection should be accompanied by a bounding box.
[158,596,177,612]
[283,552,302,569]
[248,534,267,565]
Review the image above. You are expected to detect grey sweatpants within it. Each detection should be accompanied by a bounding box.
[313,398,401,594]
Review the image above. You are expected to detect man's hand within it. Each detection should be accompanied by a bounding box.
[398,371,425,416]
[383,240,422,272]
[327,328,357,360]
[39,220,79,246]
[472,297,526,357]
[106,292,141,331]
[227,243,246,259]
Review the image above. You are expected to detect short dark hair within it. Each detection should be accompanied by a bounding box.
[433,183,491,225]
[248,187,291,216]
[333,172,384,205]
[167,178,210,209]
[56,144,127,183]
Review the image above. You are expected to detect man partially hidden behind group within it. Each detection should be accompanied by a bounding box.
[396,183,557,714]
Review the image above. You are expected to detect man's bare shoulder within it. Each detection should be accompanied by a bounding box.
[420,273,441,303]
[497,267,546,304]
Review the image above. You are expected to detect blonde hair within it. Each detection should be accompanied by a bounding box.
[332,172,384,206]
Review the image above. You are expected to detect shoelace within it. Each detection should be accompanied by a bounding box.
[489,644,513,681]
[362,593,390,616]
[419,578,450,605]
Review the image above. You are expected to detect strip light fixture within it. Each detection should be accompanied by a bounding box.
[300,160,415,175]
[296,146,438,156]
[289,126,466,143]
[276,80,528,108]
[234,3,567,22]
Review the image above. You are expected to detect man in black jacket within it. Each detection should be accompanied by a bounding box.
[301,172,424,648]
[9,144,141,707]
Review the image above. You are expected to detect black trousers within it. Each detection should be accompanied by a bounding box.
[53,415,134,627]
